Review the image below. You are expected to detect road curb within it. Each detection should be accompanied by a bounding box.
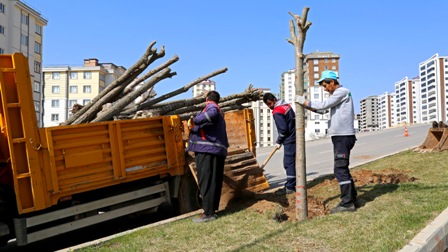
[399,208,448,252]
[56,209,202,252]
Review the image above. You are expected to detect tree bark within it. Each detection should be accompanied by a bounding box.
[63,41,158,125]
[69,46,174,125]
[287,6,311,222]
[92,68,176,122]
[128,67,228,113]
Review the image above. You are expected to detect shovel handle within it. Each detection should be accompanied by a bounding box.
[260,145,279,169]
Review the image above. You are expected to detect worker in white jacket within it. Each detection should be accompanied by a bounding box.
[295,70,360,214]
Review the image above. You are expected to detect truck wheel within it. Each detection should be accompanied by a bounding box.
[176,173,201,214]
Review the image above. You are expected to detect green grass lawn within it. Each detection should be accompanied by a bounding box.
[77,150,448,252]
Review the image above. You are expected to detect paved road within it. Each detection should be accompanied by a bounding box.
[256,123,431,189]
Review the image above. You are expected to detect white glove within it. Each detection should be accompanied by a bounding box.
[187,116,194,129]
[295,95,306,105]
[275,143,282,149]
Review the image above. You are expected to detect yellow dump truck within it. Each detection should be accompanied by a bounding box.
[0,53,269,246]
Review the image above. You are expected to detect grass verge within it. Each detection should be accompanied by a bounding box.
[76,150,448,252]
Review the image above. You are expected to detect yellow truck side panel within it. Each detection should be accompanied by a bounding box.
[0,54,185,214]
[39,116,185,207]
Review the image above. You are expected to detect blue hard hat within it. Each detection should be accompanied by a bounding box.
[316,70,338,83]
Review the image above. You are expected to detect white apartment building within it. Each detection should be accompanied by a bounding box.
[280,52,339,140]
[410,77,421,124]
[192,80,216,97]
[281,68,331,140]
[251,89,274,147]
[418,53,448,123]
[377,92,394,129]
[394,76,415,125]
[0,0,47,126]
[42,59,125,126]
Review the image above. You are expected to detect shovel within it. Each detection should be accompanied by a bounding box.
[260,145,279,169]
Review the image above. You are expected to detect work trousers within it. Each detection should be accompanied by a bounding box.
[332,135,357,206]
[195,152,225,216]
[283,143,296,190]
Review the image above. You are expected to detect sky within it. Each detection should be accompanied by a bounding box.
[24,0,448,113]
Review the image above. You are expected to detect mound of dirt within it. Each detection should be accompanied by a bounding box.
[224,168,418,222]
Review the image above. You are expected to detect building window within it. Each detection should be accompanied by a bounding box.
[314,73,319,79]
[0,48,4,54]
[34,81,40,92]
[70,72,78,79]
[69,86,78,93]
[83,85,91,93]
[314,94,319,99]
[34,102,39,112]
[34,61,41,73]
[83,99,91,105]
[0,3,5,13]
[69,100,77,108]
[332,66,336,70]
[21,13,29,25]
[51,100,59,108]
[83,72,92,79]
[35,24,42,35]
[52,86,60,94]
[313,66,318,72]
[99,73,105,81]
[34,42,41,54]
[20,34,28,46]
[51,114,59,122]
[0,25,4,34]
[52,72,60,79]
[314,115,320,120]
[313,59,318,65]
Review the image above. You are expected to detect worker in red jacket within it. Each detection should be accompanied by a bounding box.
[263,92,296,195]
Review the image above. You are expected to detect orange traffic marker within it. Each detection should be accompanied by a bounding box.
[404,127,409,137]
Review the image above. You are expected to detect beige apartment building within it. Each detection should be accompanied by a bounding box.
[42,59,125,126]
[0,0,47,126]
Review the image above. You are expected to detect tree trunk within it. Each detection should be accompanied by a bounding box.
[63,41,158,125]
[128,67,228,113]
[287,6,311,222]
[92,68,176,122]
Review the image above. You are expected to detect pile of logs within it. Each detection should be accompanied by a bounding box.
[63,41,263,125]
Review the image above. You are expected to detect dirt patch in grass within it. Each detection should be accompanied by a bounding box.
[224,168,418,222]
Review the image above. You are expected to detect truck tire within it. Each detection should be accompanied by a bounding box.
[176,172,201,214]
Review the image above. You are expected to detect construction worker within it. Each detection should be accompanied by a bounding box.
[295,70,360,214]
[263,92,296,195]
[187,91,229,223]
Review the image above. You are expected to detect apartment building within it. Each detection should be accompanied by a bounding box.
[0,0,47,126]
[251,89,274,147]
[418,53,448,123]
[410,76,421,124]
[192,80,216,97]
[359,96,379,131]
[42,58,125,126]
[280,51,339,140]
[394,76,416,125]
[377,92,394,129]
